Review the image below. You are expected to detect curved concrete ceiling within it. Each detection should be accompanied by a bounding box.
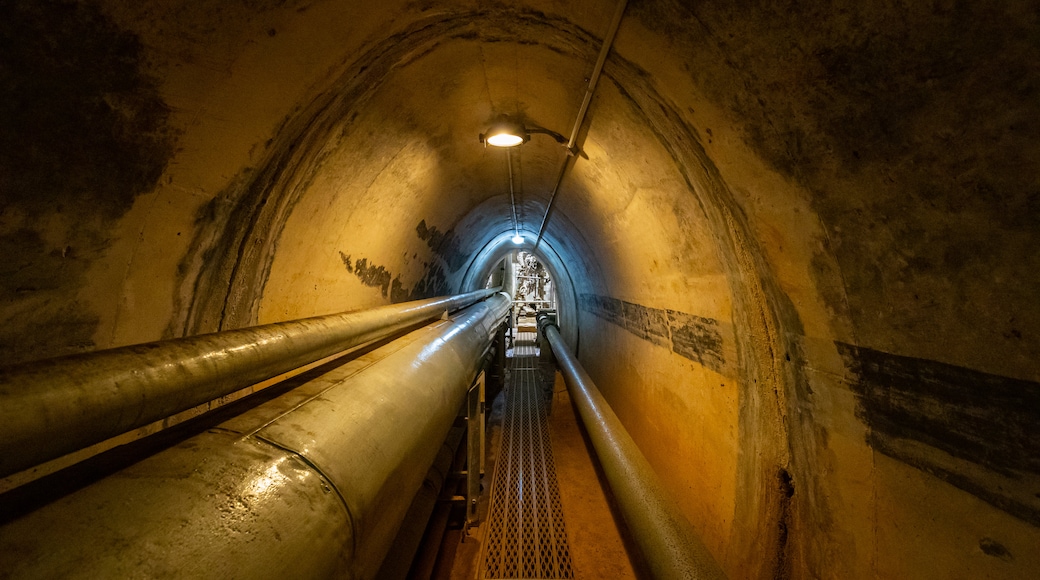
[2,0,1039,578]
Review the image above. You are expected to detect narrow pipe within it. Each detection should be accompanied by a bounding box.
[0,294,512,580]
[537,314,727,580]
[0,287,500,478]
[534,0,628,250]
[532,153,574,250]
[565,0,629,152]
[508,148,521,237]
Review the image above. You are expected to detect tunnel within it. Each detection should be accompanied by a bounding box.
[1,0,1039,578]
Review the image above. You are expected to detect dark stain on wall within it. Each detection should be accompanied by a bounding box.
[631,1,1040,230]
[399,262,450,300]
[620,298,672,348]
[0,230,101,364]
[175,12,534,334]
[580,293,728,375]
[667,309,725,372]
[340,251,449,303]
[339,253,392,297]
[0,1,174,363]
[839,342,1040,525]
[979,538,1013,562]
[0,1,173,219]
[644,305,670,347]
[416,220,467,273]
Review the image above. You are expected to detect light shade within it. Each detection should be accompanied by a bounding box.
[487,132,526,147]
[511,234,524,244]
[481,116,528,147]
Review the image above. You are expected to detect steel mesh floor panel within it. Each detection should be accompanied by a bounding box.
[480,331,573,579]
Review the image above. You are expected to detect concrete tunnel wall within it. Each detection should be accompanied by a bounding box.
[1,1,1038,578]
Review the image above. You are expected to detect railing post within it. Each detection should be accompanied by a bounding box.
[466,371,486,526]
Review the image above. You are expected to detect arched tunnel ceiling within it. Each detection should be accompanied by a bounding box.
[253,9,611,324]
[167,2,623,336]
[4,0,1037,377]
[3,1,1040,577]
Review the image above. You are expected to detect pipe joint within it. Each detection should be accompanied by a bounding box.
[535,312,558,335]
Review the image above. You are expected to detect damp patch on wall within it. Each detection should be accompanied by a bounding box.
[839,342,1040,526]
[580,294,732,375]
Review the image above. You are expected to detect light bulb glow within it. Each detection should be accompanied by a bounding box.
[487,132,526,147]
[512,234,524,244]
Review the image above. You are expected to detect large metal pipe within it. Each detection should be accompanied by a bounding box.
[537,314,726,580]
[0,288,500,478]
[0,293,511,579]
[374,423,465,580]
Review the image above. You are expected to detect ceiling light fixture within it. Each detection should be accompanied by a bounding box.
[480,116,576,251]
[479,116,529,148]
[480,115,577,156]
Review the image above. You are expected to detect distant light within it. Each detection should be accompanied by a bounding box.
[512,234,524,244]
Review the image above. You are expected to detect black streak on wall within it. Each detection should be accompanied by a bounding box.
[580,293,727,374]
[415,220,467,273]
[668,309,725,372]
[839,342,1040,526]
[340,252,448,302]
[339,252,391,298]
[622,300,649,340]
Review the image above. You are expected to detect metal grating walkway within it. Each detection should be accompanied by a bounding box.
[479,329,574,579]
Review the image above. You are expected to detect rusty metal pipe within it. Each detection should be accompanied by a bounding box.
[537,313,726,580]
[0,293,511,579]
[0,288,500,478]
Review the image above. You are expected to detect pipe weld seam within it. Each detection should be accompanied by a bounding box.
[250,433,359,556]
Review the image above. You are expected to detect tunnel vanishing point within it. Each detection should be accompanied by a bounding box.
[1,0,1039,578]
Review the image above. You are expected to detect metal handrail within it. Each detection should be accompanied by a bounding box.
[0,288,500,478]
[537,313,727,580]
